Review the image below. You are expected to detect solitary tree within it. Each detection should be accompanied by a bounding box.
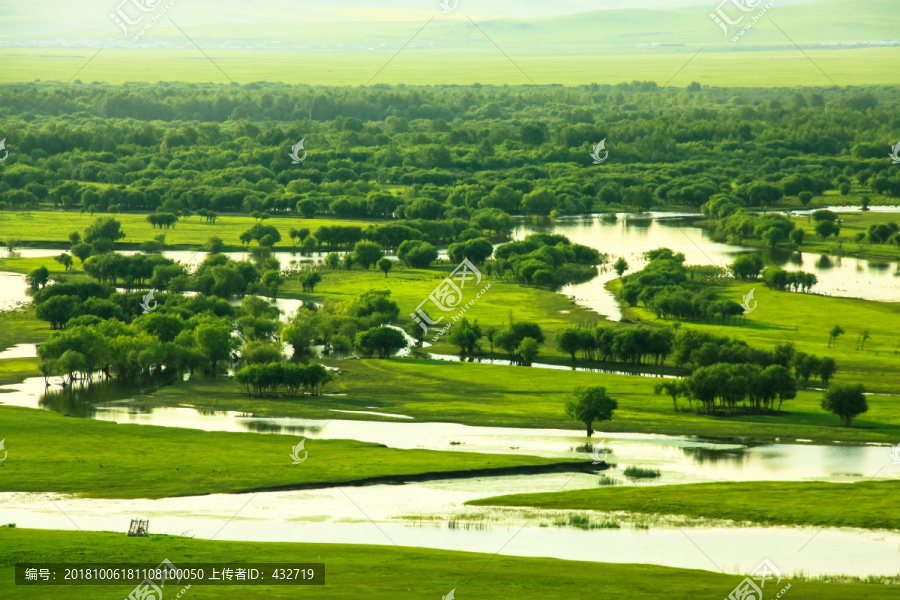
[54,253,74,271]
[613,257,629,277]
[654,380,685,412]
[828,325,844,348]
[565,386,618,437]
[355,327,407,359]
[821,383,867,427]
[377,257,393,278]
[857,329,870,350]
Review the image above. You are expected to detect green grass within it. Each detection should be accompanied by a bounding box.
[0,211,377,248]
[2,47,899,87]
[0,405,571,499]
[0,309,48,352]
[1,528,895,599]
[470,480,900,530]
[618,279,900,394]
[730,209,900,261]
[283,264,602,356]
[790,210,900,261]
[139,358,900,444]
[0,255,94,280]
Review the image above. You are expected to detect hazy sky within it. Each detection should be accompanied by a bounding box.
[2,0,818,31]
[0,0,822,40]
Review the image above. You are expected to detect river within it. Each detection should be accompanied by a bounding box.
[515,211,900,320]
[2,210,899,578]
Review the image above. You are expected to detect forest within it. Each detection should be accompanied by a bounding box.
[0,82,899,228]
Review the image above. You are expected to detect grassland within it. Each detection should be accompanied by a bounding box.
[0,406,573,499]
[789,210,900,261]
[619,280,900,394]
[3,528,893,600]
[110,358,900,445]
[292,263,900,394]
[0,309,49,352]
[725,208,900,261]
[0,211,377,249]
[2,47,899,87]
[470,480,900,530]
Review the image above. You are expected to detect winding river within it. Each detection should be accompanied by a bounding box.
[2,209,899,577]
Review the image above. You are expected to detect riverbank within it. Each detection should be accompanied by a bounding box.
[0,406,575,499]
[4,528,895,599]
[470,480,900,530]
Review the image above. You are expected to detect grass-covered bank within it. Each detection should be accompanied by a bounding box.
[0,528,895,600]
[122,359,900,445]
[0,211,376,248]
[470,480,900,530]
[0,406,573,499]
[615,279,900,394]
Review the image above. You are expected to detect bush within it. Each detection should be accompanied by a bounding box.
[623,466,661,479]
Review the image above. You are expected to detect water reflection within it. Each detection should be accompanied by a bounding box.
[680,446,750,467]
[515,213,900,319]
[37,373,175,418]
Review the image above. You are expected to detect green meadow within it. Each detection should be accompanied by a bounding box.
[789,211,900,261]
[0,406,571,499]
[71,358,900,445]
[3,529,892,600]
[0,211,376,249]
[471,480,900,530]
[2,46,898,87]
[618,280,900,394]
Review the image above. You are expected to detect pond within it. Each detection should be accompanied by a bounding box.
[515,212,900,320]
[0,272,28,312]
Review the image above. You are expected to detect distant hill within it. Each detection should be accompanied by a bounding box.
[1,0,896,54]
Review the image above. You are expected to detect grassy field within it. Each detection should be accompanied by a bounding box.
[619,280,900,394]
[470,480,900,530]
[113,358,900,444]
[789,210,900,261]
[0,309,48,353]
[0,211,377,249]
[292,265,900,393]
[2,47,899,87]
[3,528,893,600]
[281,262,603,356]
[0,406,572,499]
